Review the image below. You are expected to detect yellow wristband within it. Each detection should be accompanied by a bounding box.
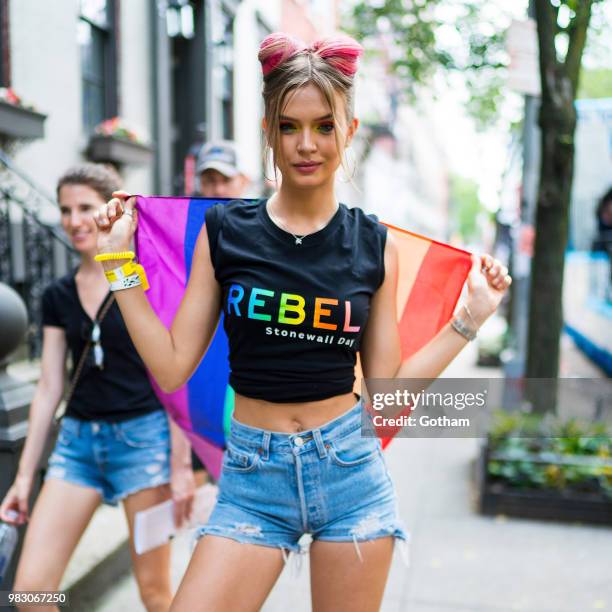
[104,261,149,291]
[135,263,150,291]
[95,251,135,262]
[104,261,138,283]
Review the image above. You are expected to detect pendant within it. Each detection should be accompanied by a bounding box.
[295,237,303,245]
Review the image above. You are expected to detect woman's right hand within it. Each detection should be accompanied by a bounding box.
[0,475,33,525]
[96,190,138,255]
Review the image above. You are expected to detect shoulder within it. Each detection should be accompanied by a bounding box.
[340,205,388,287]
[41,272,75,326]
[205,198,259,231]
[43,272,75,302]
[207,198,260,218]
[343,204,387,242]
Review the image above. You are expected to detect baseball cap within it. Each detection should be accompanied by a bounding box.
[196,141,241,177]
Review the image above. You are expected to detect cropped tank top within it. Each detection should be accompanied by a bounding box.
[205,199,387,403]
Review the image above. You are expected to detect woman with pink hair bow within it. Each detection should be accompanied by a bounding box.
[96,31,511,611]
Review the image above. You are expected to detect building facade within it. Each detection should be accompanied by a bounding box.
[0,0,341,360]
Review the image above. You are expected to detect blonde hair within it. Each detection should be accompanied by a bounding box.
[258,33,363,178]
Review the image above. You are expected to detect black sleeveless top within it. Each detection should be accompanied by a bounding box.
[206,199,387,403]
[41,271,165,421]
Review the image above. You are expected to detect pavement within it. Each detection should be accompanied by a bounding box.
[89,337,612,612]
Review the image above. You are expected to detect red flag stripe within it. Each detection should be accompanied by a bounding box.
[377,228,472,447]
[398,239,472,358]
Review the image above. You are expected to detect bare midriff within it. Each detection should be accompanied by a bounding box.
[233,391,357,433]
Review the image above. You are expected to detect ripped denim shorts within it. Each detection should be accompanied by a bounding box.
[46,410,170,506]
[197,400,408,558]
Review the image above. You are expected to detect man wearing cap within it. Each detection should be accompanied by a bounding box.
[197,140,250,198]
[192,141,250,486]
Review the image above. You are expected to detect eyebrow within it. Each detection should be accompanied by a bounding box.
[59,202,97,209]
[279,114,333,122]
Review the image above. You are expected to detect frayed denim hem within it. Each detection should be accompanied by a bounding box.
[197,526,301,556]
[314,528,410,566]
[195,527,311,577]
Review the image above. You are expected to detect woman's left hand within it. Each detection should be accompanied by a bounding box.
[465,253,512,327]
[170,463,196,528]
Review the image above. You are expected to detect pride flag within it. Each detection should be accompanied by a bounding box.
[135,197,472,478]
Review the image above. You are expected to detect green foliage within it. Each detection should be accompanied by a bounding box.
[347,0,509,126]
[347,0,508,125]
[449,174,484,242]
[577,68,612,100]
[347,0,605,125]
[487,410,612,498]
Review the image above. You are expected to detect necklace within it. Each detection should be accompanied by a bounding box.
[266,199,339,245]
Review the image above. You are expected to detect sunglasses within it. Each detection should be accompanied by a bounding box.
[81,321,104,370]
[91,322,104,369]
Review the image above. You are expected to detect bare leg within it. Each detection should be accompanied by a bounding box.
[13,479,102,612]
[193,470,208,488]
[310,538,394,612]
[170,535,286,612]
[123,484,173,612]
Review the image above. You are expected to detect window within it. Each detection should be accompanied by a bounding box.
[0,0,9,87]
[78,0,118,133]
[213,7,234,139]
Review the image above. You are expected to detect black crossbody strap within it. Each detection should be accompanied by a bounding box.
[62,293,115,409]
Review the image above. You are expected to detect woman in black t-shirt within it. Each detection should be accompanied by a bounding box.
[96,34,512,611]
[0,164,195,610]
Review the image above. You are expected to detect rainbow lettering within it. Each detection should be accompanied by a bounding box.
[226,283,361,332]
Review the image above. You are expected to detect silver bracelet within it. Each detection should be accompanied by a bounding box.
[451,315,478,341]
[463,304,478,327]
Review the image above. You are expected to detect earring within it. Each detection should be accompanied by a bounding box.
[262,145,277,183]
[339,146,357,182]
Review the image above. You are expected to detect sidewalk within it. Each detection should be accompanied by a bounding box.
[95,340,612,611]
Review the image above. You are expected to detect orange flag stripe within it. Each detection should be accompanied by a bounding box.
[377,224,473,447]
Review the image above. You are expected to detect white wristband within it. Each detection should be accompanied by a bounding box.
[109,273,142,292]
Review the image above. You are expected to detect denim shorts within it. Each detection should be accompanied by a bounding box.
[198,401,408,556]
[46,410,171,506]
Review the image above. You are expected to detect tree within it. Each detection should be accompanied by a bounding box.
[349,0,603,410]
[525,0,598,410]
[349,1,509,128]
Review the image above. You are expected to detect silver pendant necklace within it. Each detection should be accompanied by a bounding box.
[267,199,338,246]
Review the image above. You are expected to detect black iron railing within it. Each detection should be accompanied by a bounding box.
[0,149,76,359]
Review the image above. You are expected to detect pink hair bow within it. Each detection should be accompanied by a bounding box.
[259,33,362,78]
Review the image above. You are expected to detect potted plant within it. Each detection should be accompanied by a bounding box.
[477,411,612,525]
[0,88,46,140]
[87,117,153,165]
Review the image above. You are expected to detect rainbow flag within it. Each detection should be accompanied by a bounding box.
[135,197,472,477]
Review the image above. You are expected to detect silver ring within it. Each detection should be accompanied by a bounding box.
[123,209,133,217]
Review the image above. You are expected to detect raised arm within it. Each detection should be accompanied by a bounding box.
[95,192,222,392]
[361,233,511,380]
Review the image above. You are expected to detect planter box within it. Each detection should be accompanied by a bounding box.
[477,443,612,525]
[87,134,154,165]
[0,101,46,139]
